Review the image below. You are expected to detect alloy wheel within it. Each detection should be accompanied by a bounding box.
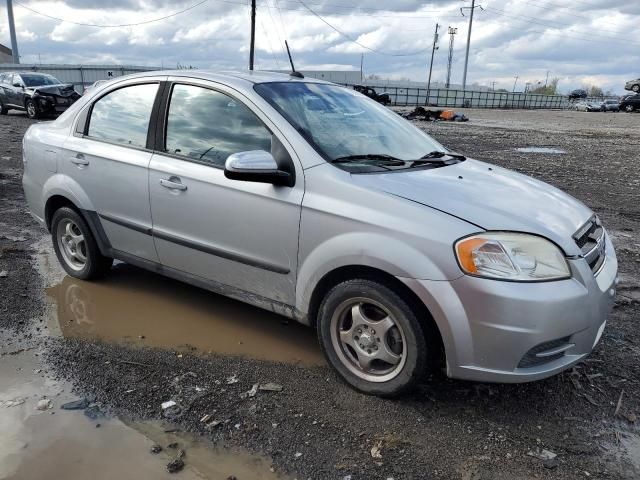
[56,218,87,271]
[26,102,36,118]
[330,297,407,382]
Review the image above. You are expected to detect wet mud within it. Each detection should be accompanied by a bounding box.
[46,262,323,366]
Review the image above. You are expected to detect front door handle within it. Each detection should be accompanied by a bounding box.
[160,176,187,191]
[70,153,89,166]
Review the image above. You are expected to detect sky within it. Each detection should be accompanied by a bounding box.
[1,0,638,93]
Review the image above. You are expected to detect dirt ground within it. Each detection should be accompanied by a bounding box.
[1,108,639,480]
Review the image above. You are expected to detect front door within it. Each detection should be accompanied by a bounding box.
[62,81,161,262]
[148,81,303,305]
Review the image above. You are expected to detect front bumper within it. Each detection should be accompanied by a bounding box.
[401,233,618,383]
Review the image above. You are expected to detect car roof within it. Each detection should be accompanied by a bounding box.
[116,69,333,89]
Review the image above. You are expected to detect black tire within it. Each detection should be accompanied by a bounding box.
[317,279,428,397]
[0,99,8,115]
[51,207,113,280]
[25,99,40,119]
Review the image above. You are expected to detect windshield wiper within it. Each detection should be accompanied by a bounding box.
[331,154,407,166]
[418,151,466,160]
[409,151,466,167]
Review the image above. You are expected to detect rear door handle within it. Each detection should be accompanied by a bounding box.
[70,153,89,166]
[160,176,187,191]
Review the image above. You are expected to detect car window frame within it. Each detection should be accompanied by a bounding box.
[158,81,276,170]
[74,80,163,153]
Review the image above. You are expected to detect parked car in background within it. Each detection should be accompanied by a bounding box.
[0,72,81,119]
[599,99,620,112]
[574,101,601,112]
[619,93,640,112]
[568,89,588,100]
[22,71,617,396]
[353,85,391,105]
[624,78,640,93]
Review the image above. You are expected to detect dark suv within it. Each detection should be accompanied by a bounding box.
[619,93,640,112]
[0,72,81,119]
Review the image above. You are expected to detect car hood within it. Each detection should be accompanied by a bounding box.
[29,84,79,97]
[351,159,592,255]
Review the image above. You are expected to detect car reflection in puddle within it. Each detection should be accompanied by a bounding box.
[47,263,324,366]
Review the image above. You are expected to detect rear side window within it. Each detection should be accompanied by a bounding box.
[87,83,158,149]
[165,84,272,168]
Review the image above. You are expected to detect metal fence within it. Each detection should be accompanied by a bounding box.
[345,83,618,110]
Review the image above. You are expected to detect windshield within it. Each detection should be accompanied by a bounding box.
[21,74,61,87]
[254,82,444,166]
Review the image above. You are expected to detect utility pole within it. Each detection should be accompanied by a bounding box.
[426,23,439,106]
[360,54,364,83]
[512,75,519,92]
[6,0,20,64]
[249,0,256,70]
[544,70,550,88]
[491,81,496,91]
[445,26,457,89]
[461,0,483,90]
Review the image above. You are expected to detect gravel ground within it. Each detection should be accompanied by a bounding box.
[1,109,640,479]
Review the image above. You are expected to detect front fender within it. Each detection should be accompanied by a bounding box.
[295,232,457,317]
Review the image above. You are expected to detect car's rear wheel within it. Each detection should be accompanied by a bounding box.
[317,279,428,396]
[51,207,113,280]
[25,99,40,119]
[625,104,635,113]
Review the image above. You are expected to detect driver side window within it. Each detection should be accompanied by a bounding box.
[165,84,272,168]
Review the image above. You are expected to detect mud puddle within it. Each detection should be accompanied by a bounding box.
[46,262,324,366]
[0,341,287,480]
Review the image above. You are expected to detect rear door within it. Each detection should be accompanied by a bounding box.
[148,80,303,305]
[62,80,163,262]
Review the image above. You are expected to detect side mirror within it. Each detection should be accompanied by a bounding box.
[13,82,23,88]
[224,150,293,187]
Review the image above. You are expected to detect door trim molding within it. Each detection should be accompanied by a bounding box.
[153,228,290,274]
[94,211,290,275]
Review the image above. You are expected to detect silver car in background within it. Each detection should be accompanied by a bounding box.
[22,71,618,396]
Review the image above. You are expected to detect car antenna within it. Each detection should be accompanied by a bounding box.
[285,40,304,79]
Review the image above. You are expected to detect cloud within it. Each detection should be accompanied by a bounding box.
[0,0,637,93]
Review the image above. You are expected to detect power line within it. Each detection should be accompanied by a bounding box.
[14,0,216,27]
[523,0,627,35]
[294,0,430,56]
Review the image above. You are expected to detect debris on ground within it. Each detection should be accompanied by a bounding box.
[527,448,557,461]
[61,398,90,410]
[162,400,177,409]
[36,399,52,410]
[226,374,239,384]
[166,456,185,474]
[614,390,624,416]
[240,383,259,399]
[83,404,104,420]
[259,382,283,392]
[371,441,383,459]
[1,397,25,407]
[402,106,469,122]
[150,444,163,454]
[0,270,8,278]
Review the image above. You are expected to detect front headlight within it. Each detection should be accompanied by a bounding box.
[455,232,570,281]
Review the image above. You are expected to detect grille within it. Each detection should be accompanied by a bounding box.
[573,216,605,274]
[518,336,573,368]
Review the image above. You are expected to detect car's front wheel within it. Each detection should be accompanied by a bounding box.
[25,99,40,119]
[317,279,428,396]
[625,104,635,113]
[51,207,113,280]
